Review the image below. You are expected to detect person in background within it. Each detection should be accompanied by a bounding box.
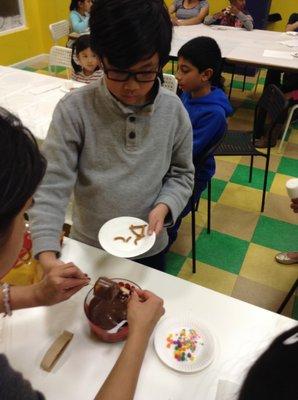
[0,107,166,400]
[29,0,194,273]
[71,34,103,84]
[168,0,209,26]
[204,0,253,31]
[238,325,298,400]
[275,198,298,265]
[167,37,233,247]
[256,13,298,148]
[69,0,92,33]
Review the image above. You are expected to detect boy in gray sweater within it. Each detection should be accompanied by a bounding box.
[29,0,194,272]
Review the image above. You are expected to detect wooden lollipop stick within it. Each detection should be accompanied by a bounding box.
[40,330,73,372]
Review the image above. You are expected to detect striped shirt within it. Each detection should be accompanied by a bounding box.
[71,69,103,84]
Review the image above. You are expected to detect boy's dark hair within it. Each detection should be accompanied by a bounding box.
[89,0,172,69]
[71,34,99,73]
[70,0,82,11]
[238,325,298,400]
[178,36,224,89]
[0,108,46,248]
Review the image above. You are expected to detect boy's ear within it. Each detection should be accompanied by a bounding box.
[202,68,214,82]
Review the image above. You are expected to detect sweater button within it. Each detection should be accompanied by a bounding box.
[129,116,136,122]
[129,131,136,139]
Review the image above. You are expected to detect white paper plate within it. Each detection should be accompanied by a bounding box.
[98,216,156,258]
[154,316,216,373]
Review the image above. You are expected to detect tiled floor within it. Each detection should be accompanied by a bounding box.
[6,62,298,319]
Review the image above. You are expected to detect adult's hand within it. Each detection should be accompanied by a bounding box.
[127,290,165,339]
[33,263,90,306]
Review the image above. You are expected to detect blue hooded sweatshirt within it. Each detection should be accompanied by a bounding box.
[181,87,233,195]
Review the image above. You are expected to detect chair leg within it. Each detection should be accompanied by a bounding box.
[277,279,298,314]
[249,155,254,183]
[191,196,196,274]
[242,66,247,92]
[254,69,261,95]
[261,154,270,212]
[229,66,235,99]
[207,180,211,234]
[278,105,298,153]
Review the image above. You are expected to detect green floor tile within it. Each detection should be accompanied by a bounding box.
[232,80,255,91]
[201,178,227,202]
[43,65,67,73]
[189,229,249,274]
[165,252,186,276]
[277,157,298,177]
[230,164,275,191]
[252,216,298,252]
[241,99,257,110]
[20,66,36,72]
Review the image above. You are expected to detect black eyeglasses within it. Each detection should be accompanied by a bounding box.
[101,62,160,82]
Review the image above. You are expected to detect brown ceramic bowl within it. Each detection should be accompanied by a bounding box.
[84,278,141,343]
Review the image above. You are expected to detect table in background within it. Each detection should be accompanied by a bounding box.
[0,238,295,400]
[170,25,298,71]
[0,66,84,141]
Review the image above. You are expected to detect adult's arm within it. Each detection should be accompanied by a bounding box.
[203,14,218,25]
[178,5,209,26]
[94,290,164,400]
[237,11,254,31]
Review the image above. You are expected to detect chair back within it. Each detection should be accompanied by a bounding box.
[49,20,70,44]
[253,84,288,142]
[49,46,72,77]
[162,73,178,93]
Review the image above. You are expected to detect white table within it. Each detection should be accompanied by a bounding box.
[170,25,298,71]
[0,238,296,400]
[0,66,84,141]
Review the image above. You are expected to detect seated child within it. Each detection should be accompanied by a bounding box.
[71,34,103,84]
[167,36,233,246]
[204,0,253,31]
[29,0,194,272]
[69,0,92,33]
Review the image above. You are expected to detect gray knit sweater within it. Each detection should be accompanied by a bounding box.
[29,78,194,259]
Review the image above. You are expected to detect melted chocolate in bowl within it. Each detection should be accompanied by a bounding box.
[86,277,139,331]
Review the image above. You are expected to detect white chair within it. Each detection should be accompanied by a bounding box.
[278,104,298,153]
[49,20,70,45]
[48,46,72,78]
[162,73,178,93]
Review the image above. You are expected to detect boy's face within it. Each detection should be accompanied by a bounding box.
[101,53,160,106]
[230,0,246,11]
[176,57,212,94]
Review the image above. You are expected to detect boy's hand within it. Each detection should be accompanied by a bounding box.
[230,5,240,15]
[127,290,165,339]
[148,203,169,235]
[33,263,90,306]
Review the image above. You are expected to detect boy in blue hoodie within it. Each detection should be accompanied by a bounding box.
[167,36,233,246]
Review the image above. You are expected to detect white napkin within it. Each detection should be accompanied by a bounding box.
[263,50,294,60]
[215,380,240,400]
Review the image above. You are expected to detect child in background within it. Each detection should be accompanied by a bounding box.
[29,0,194,272]
[167,36,233,247]
[71,35,103,84]
[204,0,253,31]
[69,0,92,33]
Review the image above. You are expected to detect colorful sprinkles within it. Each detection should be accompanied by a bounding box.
[166,328,203,362]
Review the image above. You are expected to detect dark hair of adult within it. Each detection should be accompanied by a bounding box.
[178,36,224,89]
[89,0,172,70]
[238,325,298,400]
[0,108,47,248]
[71,34,99,73]
[69,0,82,11]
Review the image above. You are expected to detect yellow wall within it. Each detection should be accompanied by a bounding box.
[0,0,296,65]
[165,0,296,31]
[0,0,69,65]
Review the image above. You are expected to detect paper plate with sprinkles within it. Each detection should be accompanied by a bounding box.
[154,316,216,373]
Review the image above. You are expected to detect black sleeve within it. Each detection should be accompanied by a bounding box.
[288,13,298,25]
[0,355,45,400]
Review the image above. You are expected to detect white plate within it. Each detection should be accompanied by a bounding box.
[154,316,216,373]
[98,216,156,258]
